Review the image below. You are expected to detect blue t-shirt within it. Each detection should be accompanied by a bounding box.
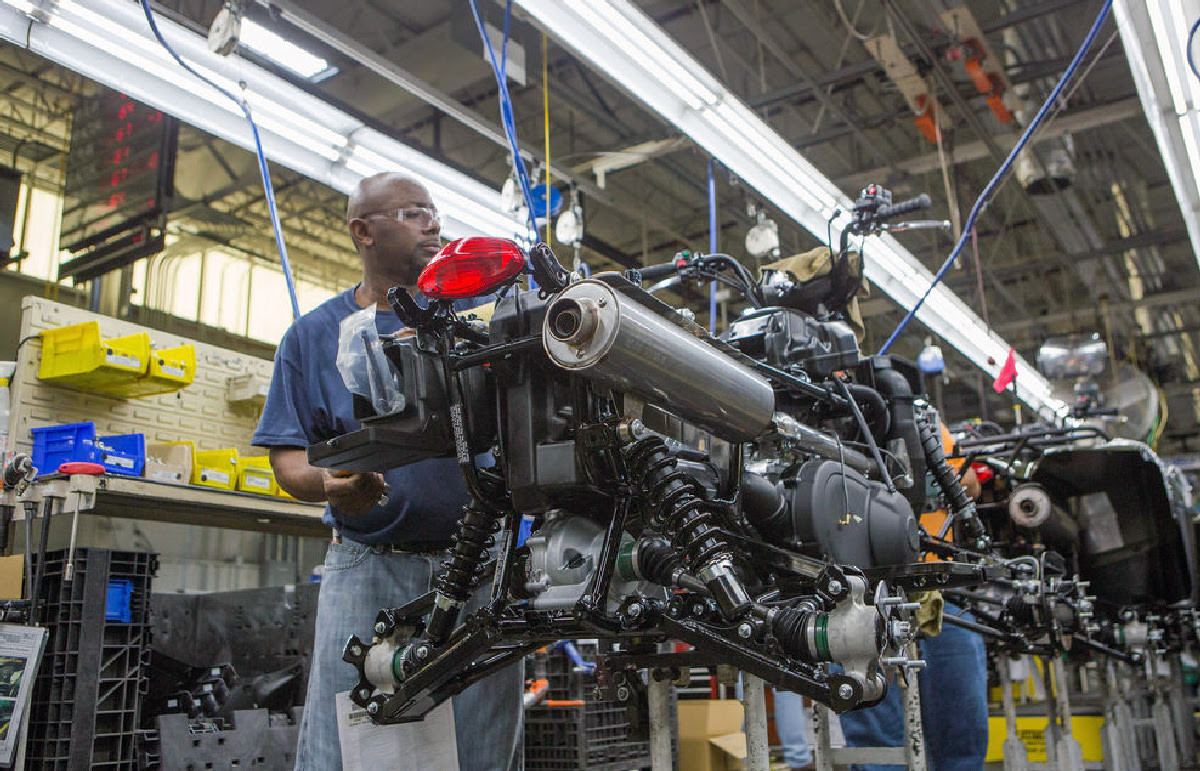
[252,287,472,544]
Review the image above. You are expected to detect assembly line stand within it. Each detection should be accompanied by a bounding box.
[648,672,673,771]
[1100,660,1140,771]
[1147,646,1181,770]
[742,673,771,771]
[1042,655,1085,771]
[812,654,928,771]
[998,656,1030,771]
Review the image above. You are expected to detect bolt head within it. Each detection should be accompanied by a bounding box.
[367,701,379,715]
[837,683,854,700]
[416,645,430,660]
[616,685,631,701]
[627,603,643,617]
[827,580,844,596]
[737,623,754,639]
[375,622,388,635]
[349,645,363,658]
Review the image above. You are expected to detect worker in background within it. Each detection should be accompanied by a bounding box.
[253,172,522,770]
[836,423,987,771]
[773,688,815,770]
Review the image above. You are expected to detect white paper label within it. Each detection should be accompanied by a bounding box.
[336,692,458,771]
[201,470,230,484]
[244,475,271,489]
[150,470,182,482]
[160,365,185,378]
[103,454,134,469]
[105,352,140,369]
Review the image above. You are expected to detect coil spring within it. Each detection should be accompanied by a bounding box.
[434,501,500,603]
[914,411,984,539]
[624,436,730,568]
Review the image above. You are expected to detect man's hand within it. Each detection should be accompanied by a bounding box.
[324,470,389,515]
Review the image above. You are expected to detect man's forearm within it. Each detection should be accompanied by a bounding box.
[269,448,330,502]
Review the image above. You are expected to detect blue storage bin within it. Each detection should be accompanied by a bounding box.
[30,422,146,476]
[94,433,145,476]
[30,421,97,473]
[105,578,134,622]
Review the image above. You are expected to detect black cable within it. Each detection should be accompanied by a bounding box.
[11,334,37,362]
[835,378,894,492]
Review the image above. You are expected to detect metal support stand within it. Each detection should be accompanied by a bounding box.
[811,659,927,770]
[648,672,674,771]
[1148,647,1181,771]
[813,701,835,771]
[999,656,1030,771]
[1101,660,1140,771]
[1042,656,1085,771]
[1168,654,1195,767]
[742,673,770,771]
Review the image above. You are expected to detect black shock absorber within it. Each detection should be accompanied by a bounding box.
[425,500,501,643]
[624,436,751,617]
[915,410,986,544]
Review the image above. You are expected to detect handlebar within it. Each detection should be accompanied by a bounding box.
[875,193,931,222]
[635,259,687,282]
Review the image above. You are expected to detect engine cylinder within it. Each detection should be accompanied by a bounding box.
[542,279,775,443]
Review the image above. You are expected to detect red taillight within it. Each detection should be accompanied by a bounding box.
[417,237,526,300]
[970,462,994,484]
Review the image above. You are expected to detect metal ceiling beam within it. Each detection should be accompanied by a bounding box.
[839,97,1141,189]
[719,0,900,176]
[991,289,1197,333]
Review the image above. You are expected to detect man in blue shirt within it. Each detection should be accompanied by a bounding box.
[253,172,522,770]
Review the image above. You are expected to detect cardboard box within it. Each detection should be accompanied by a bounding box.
[145,442,192,485]
[0,555,23,599]
[678,700,746,771]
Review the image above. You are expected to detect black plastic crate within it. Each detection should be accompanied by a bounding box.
[524,643,676,771]
[27,549,157,770]
[525,701,676,771]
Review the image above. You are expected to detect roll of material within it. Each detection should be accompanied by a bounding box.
[1008,483,1053,528]
[542,279,776,443]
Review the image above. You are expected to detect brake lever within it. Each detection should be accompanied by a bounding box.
[880,219,952,234]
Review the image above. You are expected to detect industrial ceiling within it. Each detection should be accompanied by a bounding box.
[1,0,1197,450]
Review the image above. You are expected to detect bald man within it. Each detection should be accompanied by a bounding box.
[253,173,523,770]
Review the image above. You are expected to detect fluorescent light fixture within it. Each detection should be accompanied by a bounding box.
[0,0,523,242]
[239,17,334,80]
[1114,0,1200,275]
[517,0,1066,416]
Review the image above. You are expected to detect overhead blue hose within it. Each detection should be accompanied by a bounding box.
[468,0,540,239]
[878,0,1113,355]
[138,0,301,321]
[1188,15,1200,82]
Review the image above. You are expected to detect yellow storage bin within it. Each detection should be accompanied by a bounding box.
[104,343,196,398]
[38,321,195,398]
[237,456,278,496]
[165,442,238,490]
[38,322,148,392]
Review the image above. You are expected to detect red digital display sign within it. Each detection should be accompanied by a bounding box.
[59,89,178,281]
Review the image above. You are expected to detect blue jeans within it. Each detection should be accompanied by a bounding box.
[295,539,524,770]
[774,689,814,768]
[838,606,987,771]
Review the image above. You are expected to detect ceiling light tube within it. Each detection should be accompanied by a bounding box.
[0,0,522,242]
[238,17,332,80]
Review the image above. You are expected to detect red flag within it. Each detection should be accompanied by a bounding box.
[993,348,1017,393]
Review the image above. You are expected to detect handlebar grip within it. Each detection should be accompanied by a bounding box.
[635,261,684,281]
[876,194,931,221]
